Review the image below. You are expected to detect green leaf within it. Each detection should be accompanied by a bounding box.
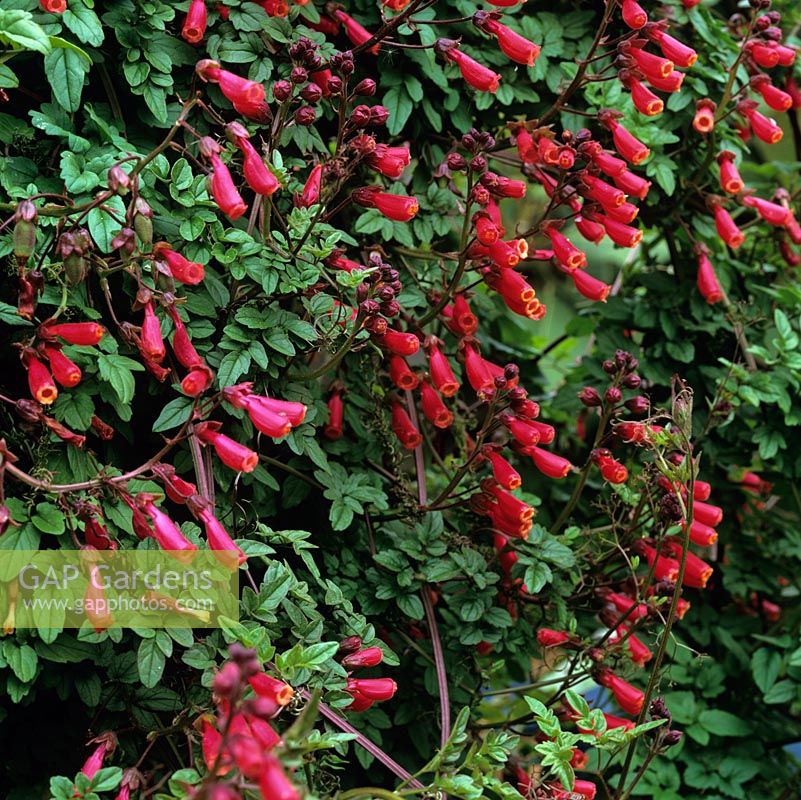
[137,637,166,688]
[383,86,413,136]
[0,64,18,89]
[152,396,194,432]
[3,642,38,683]
[44,47,90,113]
[31,501,65,535]
[63,6,104,47]
[217,350,252,387]
[751,648,781,694]
[697,709,751,737]
[0,10,51,53]
[97,353,143,405]
[87,195,126,252]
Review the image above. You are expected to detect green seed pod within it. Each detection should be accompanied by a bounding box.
[13,220,36,262]
[64,252,88,286]
[134,213,153,246]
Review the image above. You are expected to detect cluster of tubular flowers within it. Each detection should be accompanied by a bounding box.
[336,635,397,711]
[20,321,105,407]
[197,645,298,800]
[501,107,653,307]
[617,22,698,119]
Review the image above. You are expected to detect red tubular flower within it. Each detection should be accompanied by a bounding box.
[166,307,202,369]
[196,423,258,473]
[259,756,300,800]
[325,390,344,440]
[613,170,651,200]
[391,399,422,450]
[663,538,713,588]
[717,151,744,194]
[352,187,419,221]
[250,672,294,705]
[752,77,792,111]
[420,380,453,429]
[452,294,478,335]
[585,143,627,177]
[153,243,205,285]
[298,163,323,208]
[426,342,459,397]
[649,28,697,67]
[693,98,716,134]
[575,215,606,245]
[40,0,67,11]
[596,454,628,484]
[382,329,420,357]
[153,463,197,505]
[636,542,679,582]
[209,154,247,220]
[621,0,647,29]
[43,346,81,388]
[483,448,521,490]
[346,677,397,701]
[388,355,419,390]
[42,321,105,345]
[200,63,266,108]
[606,201,639,224]
[598,671,644,716]
[238,137,281,197]
[647,69,685,93]
[25,354,58,405]
[515,129,538,163]
[527,446,574,479]
[366,145,411,179]
[694,480,712,501]
[616,421,647,443]
[489,266,536,305]
[608,120,650,164]
[182,0,207,44]
[333,10,379,54]
[741,105,783,144]
[746,40,780,68]
[81,734,117,780]
[198,507,247,567]
[712,203,744,249]
[582,175,627,209]
[628,48,673,80]
[688,520,718,547]
[776,45,797,67]
[444,46,501,93]
[488,174,527,198]
[503,414,541,447]
[245,400,301,438]
[475,214,501,244]
[593,215,643,247]
[462,343,494,396]
[481,18,540,66]
[625,76,663,116]
[553,780,597,800]
[526,420,554,444]
[697,250,723,304]
[611,626,652,666]
[342,646,384,669]
[141,301,166,363]
[537,629,570,647]
[545,227,587,270]
[743,195,791,226]
[602,591,648,620]
[693,500,723,527]
[487,484,534,522]
[140,497,197,562]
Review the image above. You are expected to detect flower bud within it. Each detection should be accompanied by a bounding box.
[369,105,389,126]
[446,153,467,171]
[354,78,377,96]
[273,80,292,101]
[605,386,622,404]
[301,83,323,103]
[579,386,602,407]
[294,106,316,126]
[107,164,131,195]
[602,359,617,374]
[290,66,308,84]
